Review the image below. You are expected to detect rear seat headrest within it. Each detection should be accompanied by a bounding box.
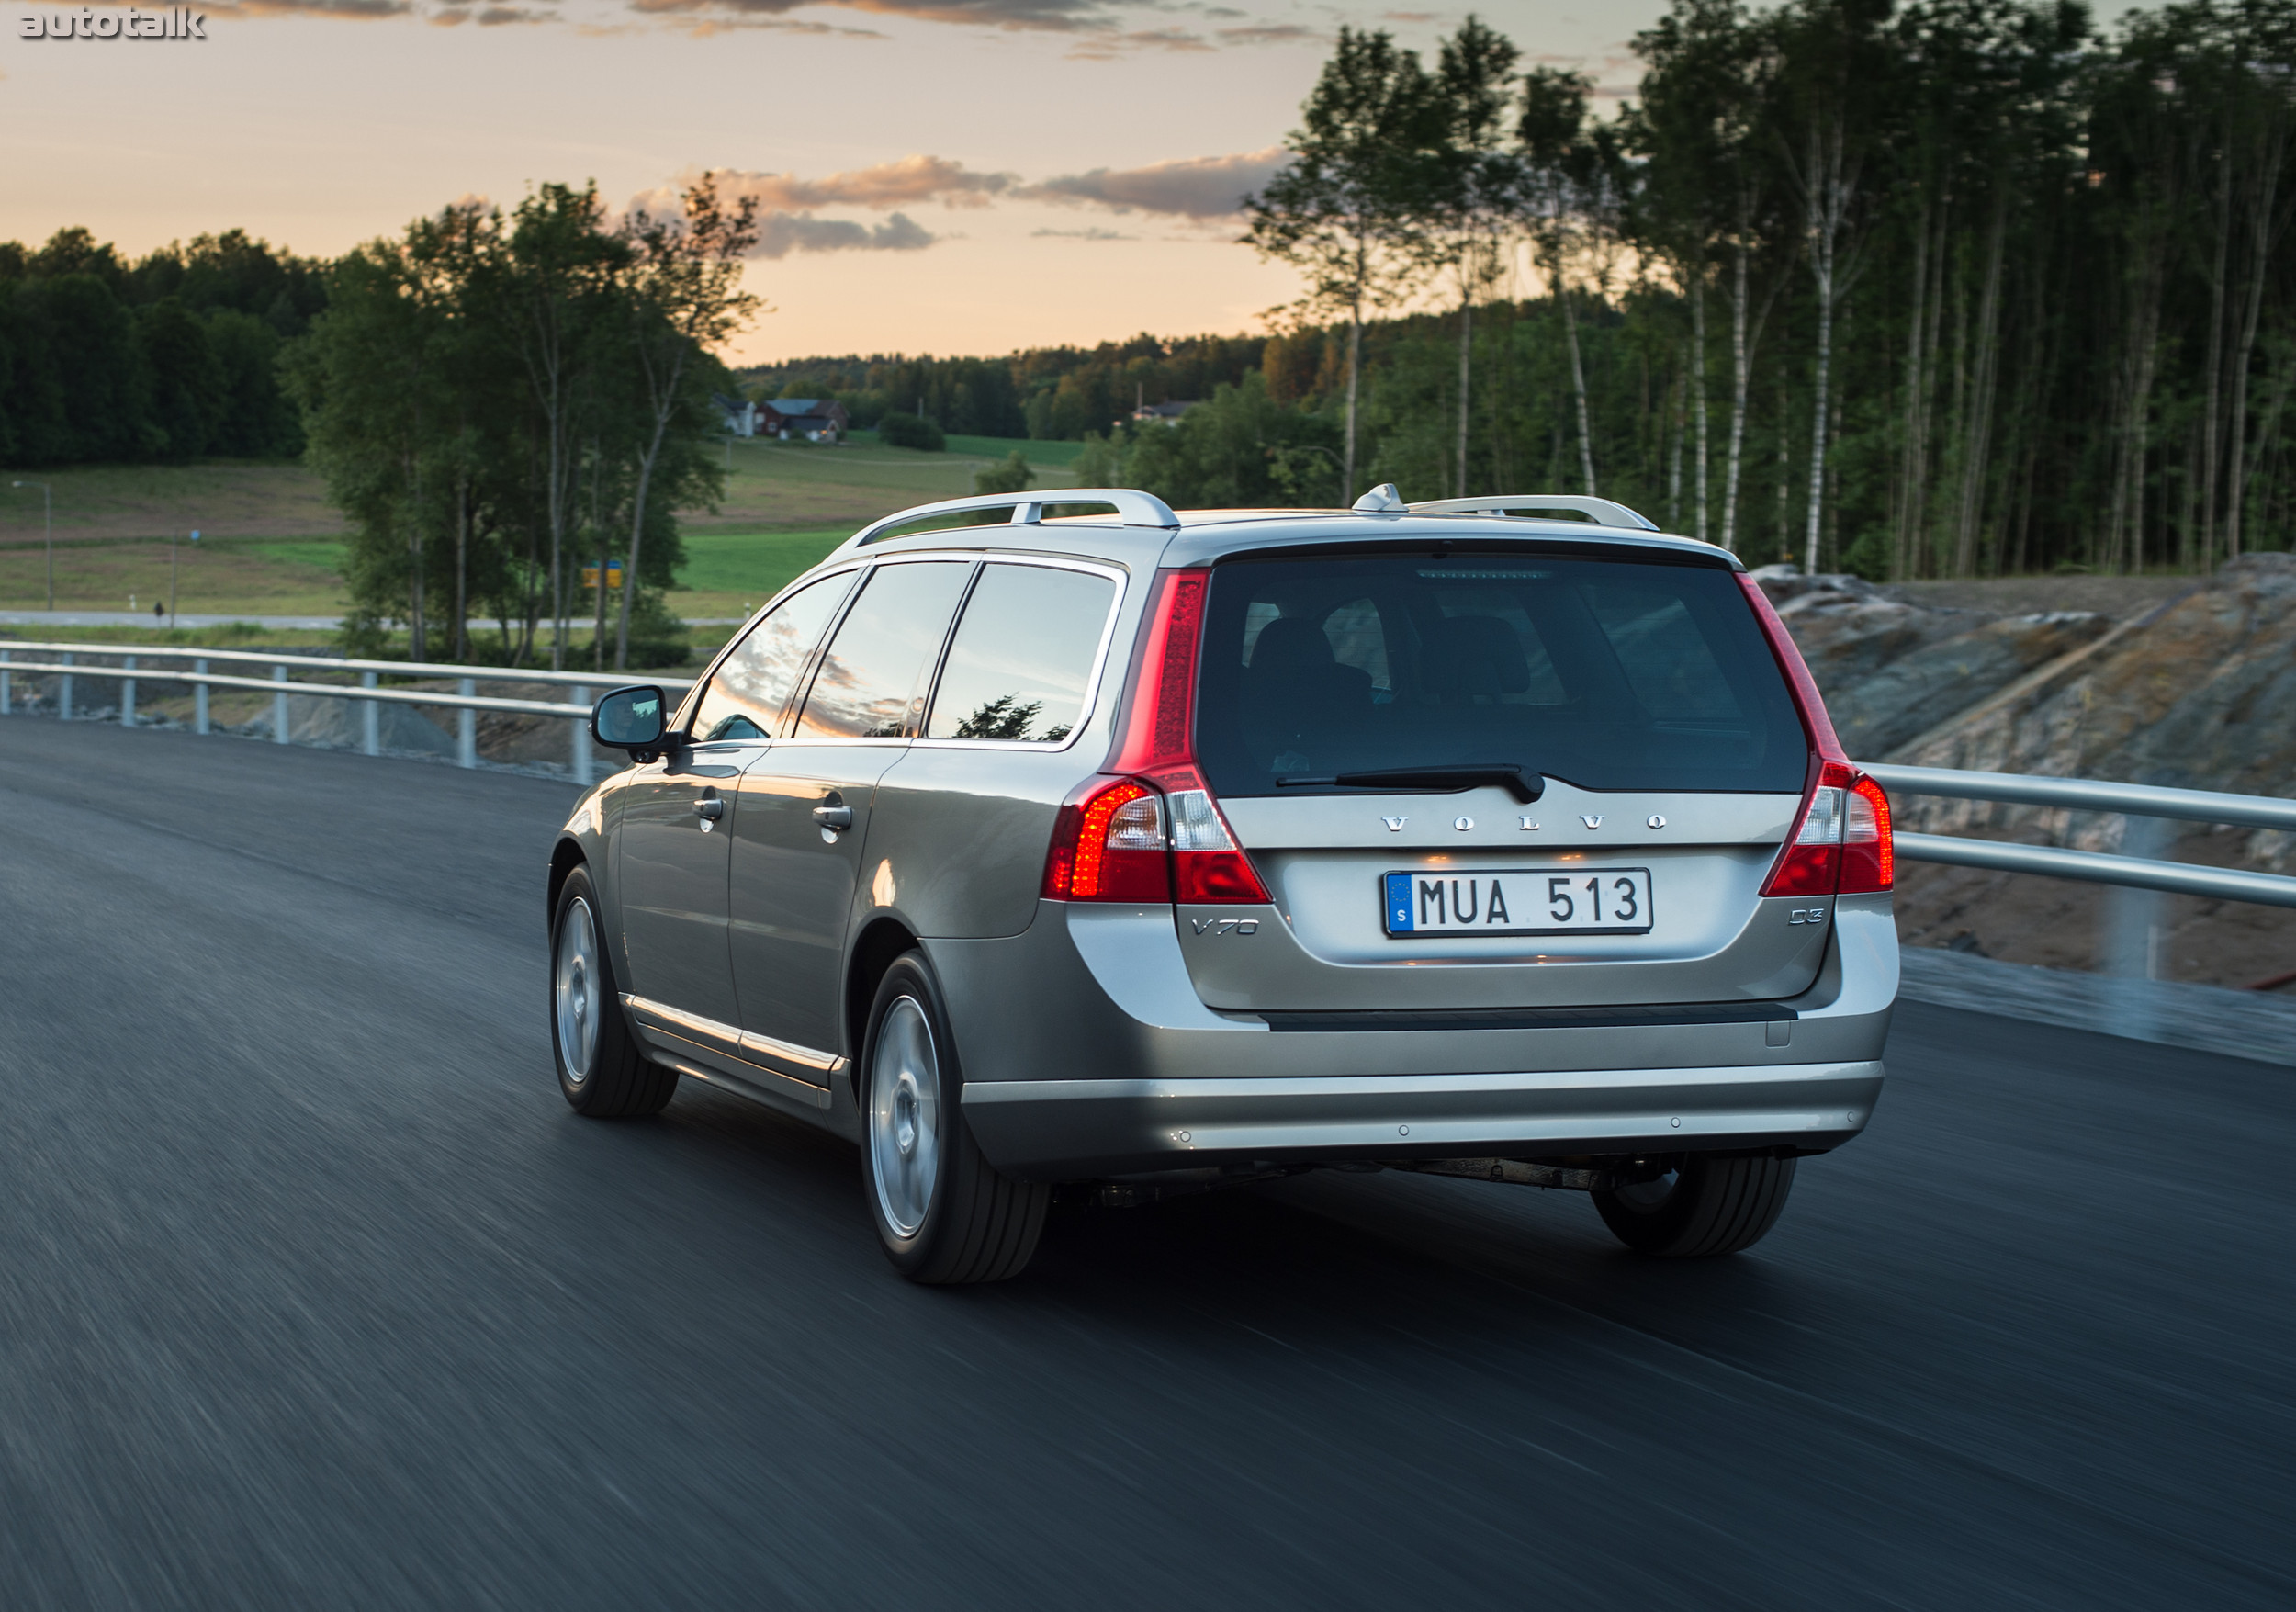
[1248,616,1338,670]
[1430,614,1532,697]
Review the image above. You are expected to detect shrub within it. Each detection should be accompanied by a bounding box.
[878,411,945,452]
[972,449,1035,495]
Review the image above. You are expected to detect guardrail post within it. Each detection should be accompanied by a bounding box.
[194,659,208,735]
[60,652,72,722]
[362,671,378,756]
[120,655,136,728]
[572,685,591,786]
[1,648,10,716]
[272,663,289,744]
[457,678,476,769]
[2103,816,2171,1037]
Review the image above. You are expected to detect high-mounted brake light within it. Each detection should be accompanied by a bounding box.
[1040,568,1271,906]
[1736,573,1894,899]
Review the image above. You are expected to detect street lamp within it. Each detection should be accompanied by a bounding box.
[12,479,51,611]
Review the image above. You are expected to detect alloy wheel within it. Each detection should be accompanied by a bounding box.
[555,896,601,1084]
[869,996,941,1239]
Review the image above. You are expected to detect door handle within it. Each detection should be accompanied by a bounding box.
[695,797,726,821]
[813,805,853,830]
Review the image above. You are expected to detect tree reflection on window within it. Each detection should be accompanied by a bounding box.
[952,693,1072,742]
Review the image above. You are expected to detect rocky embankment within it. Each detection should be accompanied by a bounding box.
[1763,555,2296,986]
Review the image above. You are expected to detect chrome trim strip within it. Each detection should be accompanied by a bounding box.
[648,1051,836,1114]
[621,993,848,1077]
[623,993,743,1048]
[738,1027,845,1074]
[962,1061,1882,1106]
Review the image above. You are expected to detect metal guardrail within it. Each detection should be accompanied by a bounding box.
[1862,762,2296,910]
[0,640,693,786]
[2,639,2290,907]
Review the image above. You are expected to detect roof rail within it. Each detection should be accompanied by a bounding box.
[1407,494,1660,533]
[839,488,1180,551]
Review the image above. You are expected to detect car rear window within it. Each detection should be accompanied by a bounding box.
[1193,551,1807,795]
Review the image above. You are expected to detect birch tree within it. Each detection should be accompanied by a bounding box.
[613,174,760,671]
[1775,0,1885,574]
[1245,28,1432,500]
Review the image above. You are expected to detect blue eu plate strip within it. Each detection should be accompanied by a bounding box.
[1384,872,1414,933]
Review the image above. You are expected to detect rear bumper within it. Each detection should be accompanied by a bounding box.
[925,895,1896,1179]
[962,1059,1883,1178]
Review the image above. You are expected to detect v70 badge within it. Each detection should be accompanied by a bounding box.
[1190,918,1260,936]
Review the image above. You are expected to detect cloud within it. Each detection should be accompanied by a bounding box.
[625,0,1108,31]
[754,210,936,258]
[89,0,415,14]
[667,13,884,31]
[1064,25,1210,56]
[625,145,1288,257]
[1021,148,1285,219]
[431,0,555,22]
[631,156,1017,220]
[1214,21,1320,44]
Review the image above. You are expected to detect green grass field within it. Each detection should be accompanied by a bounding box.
[0,435,1086,623]
[669,528,847,617]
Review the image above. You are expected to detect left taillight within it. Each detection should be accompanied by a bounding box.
[1040,566,1271,906]
[1160,770,1269,903]
[1039,771,1271,905]
[1042,777,1171,901]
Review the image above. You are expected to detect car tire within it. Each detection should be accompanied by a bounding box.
[859,952,1048,1284]
[551,865,678,1118]
[1592,1153,1795,1257]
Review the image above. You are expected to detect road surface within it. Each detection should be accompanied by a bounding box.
[1,716,2288,1608]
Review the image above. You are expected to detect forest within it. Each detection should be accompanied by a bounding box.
[764,0,2296,580]
[7,0,2294,626]
[0,227,321,464]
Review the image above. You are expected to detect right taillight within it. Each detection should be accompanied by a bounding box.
[1760,762,1894,897]
[1764,762,1851,896]
[1841,772,1894,893]
[1736,571,1892,902]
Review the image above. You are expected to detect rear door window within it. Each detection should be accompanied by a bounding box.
[1193,551,1806,795]
[926,563,1117,743]
[793,560,973,739]
[692,569,856,741]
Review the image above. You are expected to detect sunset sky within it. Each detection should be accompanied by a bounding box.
[1,0,1859,362]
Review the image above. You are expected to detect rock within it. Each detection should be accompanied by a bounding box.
[284,693,456,756]
[1823,611,2111,758]
[1883,554,2296,843]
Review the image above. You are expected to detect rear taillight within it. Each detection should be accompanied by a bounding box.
[1842,772,1894,893]
[1737,573,1893,899]
[1164,772,1269,902]
[1042,778,1170,901]
[1040,567,1271,906]
[1765,761,1852,896]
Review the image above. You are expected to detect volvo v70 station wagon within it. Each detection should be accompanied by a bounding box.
[548,486,1896,1284]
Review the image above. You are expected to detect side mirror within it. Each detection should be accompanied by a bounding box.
[592,684,668,750]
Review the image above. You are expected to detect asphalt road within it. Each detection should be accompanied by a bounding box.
[2,716,2290,1610]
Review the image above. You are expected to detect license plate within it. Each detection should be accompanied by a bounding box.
[1382,867,1653,937]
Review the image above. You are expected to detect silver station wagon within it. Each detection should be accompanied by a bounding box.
[548,486,1897,1283]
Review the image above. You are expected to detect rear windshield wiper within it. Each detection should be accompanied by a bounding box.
[1276,764,1544,804]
